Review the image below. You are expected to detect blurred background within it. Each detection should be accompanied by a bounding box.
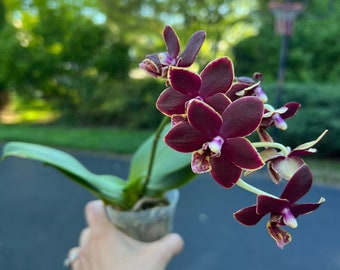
[1,1,340,269]
[0,0,339,159]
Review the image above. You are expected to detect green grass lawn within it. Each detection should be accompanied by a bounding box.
[0,124,153,154]
[305,158,340,186]
[0,124,339,186]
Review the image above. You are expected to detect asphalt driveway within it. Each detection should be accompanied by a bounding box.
[0,149,339,270]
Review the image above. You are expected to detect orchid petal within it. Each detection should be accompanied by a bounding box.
[257,127,274,142]
[226,83,249,101]
[280,102,300,119]
[280,164,312,203]
[164,122,209,152]
[267,161,283,184]
[200,57,234,97]
[139,57,160,77]
[233,205,263,226]
[290,197,325,217]
[221,97,264,138]
[236,76,255,83]
[260,148,281,163]
[169,67,201,96]
[276,107,289,114]
[210,154,242,188]
[257,195,290,216]
[163,26,180,58]
[291,130,328,154]
[205,93,232,115]
[156,87,188,116]
[226,137,264,170]
[171,114,187,126]
[271,156,305,180]
[179,30,206,67]
[187,99,222,137]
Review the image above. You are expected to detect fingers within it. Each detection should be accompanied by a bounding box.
[85,200,112,233]
[160,233,184,257]
[149,233,184,266]
[64,247,80,268]
[79,227,90,246]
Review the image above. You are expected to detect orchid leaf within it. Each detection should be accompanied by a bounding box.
[127,123,194,194]
[145,165,196,197]
[2,142,129,208]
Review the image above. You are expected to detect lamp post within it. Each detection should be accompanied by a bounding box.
[269,1,304,107]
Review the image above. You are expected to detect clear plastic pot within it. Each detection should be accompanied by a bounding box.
[105,189,179,242]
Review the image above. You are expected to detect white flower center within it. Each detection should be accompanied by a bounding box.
[207,136,224,157]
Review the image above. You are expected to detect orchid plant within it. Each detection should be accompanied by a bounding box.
[2,26,326,249]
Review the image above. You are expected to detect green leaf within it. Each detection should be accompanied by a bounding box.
[2,142,129,208]
[128,124,195,195]
[145,165,197,197]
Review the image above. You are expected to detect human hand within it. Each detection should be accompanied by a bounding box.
[66,200,184,270]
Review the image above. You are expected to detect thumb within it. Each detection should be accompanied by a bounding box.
[85,200,112,231]
[151,233,184,265]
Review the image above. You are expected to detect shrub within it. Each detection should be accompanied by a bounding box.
[263,82,340,157]
[57,78,164,129]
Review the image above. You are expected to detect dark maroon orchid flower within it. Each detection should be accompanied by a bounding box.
[261,130,328,183]
[164,97,264,188]
[157,57,234,125]
[234,164,325,248]
[258,102,300,142]
[139,26,206,78]
[226,73,267,102]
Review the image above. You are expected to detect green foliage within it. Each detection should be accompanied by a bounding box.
[1,0,262,125]
[0,124,152,154]
[2,141,129,208]
[2,127,195,209]
[0,0,131,124]
[100,0,260,63]
[127,123,194,197]
[233,0,340,82]
[57,78,164,128]
[264,82,339,157]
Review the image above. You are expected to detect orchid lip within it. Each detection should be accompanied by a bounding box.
[282,208,298,228]
[254,86,268,102]
[207,136,224,157]
[272,113,288,130]
[192,149,212,173]
[158,52,177,66]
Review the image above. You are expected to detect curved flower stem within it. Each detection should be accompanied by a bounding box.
[236,178,279,199]
[141,116,170,196]
[252,141,289,156]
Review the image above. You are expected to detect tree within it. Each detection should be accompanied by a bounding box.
[233,0,340,82]
[99,0,261,66]
[0,0,131,124]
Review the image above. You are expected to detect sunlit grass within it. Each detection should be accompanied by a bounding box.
[305,158,340,186]
[0,95,154,154]
[0,94,59,124]
[0,124,152,154]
